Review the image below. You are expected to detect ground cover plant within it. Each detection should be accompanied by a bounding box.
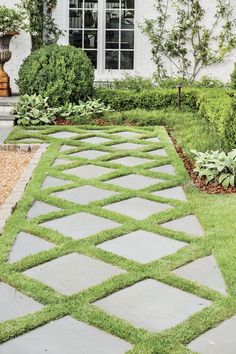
[0,126,235,353]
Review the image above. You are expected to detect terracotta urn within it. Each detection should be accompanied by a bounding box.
[0,32,19,97]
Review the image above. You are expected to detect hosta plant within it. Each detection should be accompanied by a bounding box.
[12,94,56,126]
[55,99,112,123]
[191,150,236,188]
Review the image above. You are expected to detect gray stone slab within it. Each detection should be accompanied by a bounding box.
[70,150,109,160]
[59,145,77,152]
[0,282,43,322]
[51,186,118,205]
[113,131,141,139]
[63,165,114,179]
[150,164,176,175]
[104,197,173,220]
[110,156,150,167]
[111,143,145,150]
[148,149,167,157]
[105,174,164,190]
[161,215,204,237]
[8,232,54,264]
[80,137,111,144]
[145,137,160,143]
[0,127,12,143]
[18,138,42,143]
[173,256,227,294]
[27,201,60,219]
[48,132,78,139]
[41,212,121,240]
[0,316,132,354]
[41,176,70,190]
[24,253,125,295]
[94,279,211,332]
[188,316,236,354]
[52,158,72,167]
[152,186,187,201]
[98,230,187,263]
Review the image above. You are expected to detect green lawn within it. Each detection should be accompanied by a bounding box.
[0,124,236,353]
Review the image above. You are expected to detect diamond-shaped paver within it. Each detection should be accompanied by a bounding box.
[94,279,211,332]
[161,215,204,237]
[146,137,160,143]
[153,186,187,201]
[51,186,118,205]
[8,232,54,264]
[41,212,121,240]
[24,253,125,295]
[80,137,111,144]
[147,149,167,157]
[27,201,60,219]
[59,145,77,152]
[113,131,141,139]
[150,164,176,175]
[105,174,164,190]
[18,138,42,143]
[110,156,150,167]
[48,132,78,139]
[0,282,43,322]
[41,176,70,190]
[70,150,109,160]
[0,316,132,354]
[63,165,114,179]
[98,230,187,263]
[188,315,236,354]
[111,143,145,150]
[52,158,72,167]
[104,197,173,220]
[173,256,227,294]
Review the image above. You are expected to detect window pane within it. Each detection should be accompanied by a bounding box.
[70,10,83,28]
[84,10,98,28]
[85,1,98,9]
[121,0,134,8]
[106,51,119,69]
[69,30,83,47]
[85,50,97,68]
[70,0,83,8]
[106,10,120,29]
[121,10,134,29]
[121,51,134,69]
[121,31,134,49]
[106,31,119,49]
[84,30,97,49]
[106,0,120,9]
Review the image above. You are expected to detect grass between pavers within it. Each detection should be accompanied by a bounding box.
[0,124,235,353]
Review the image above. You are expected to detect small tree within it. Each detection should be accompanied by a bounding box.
[142,0,236,80]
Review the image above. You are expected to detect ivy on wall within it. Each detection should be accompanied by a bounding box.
[142,0,236,81]
[19,0,62,51]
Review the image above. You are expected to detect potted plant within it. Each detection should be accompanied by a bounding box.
[0,5,25,97]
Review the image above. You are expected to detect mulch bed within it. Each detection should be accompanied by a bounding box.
[0,151,33,207]
[167,129,236,195]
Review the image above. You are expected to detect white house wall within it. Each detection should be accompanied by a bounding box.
[4,0,236,92]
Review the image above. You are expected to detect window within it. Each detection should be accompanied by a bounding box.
[69,0,135,71]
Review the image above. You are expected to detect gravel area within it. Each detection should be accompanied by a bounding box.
[0,151,33,207]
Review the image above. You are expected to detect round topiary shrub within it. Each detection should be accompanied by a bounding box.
[17,45,95,107]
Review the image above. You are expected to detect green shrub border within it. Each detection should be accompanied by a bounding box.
[95,88,236,150]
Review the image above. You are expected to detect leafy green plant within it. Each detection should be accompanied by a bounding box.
[156,76,225,89]
[12,94,56,126]
[192,150,236,187]
[111,74,155,92]
[17,44,94,107]
[55,99,112,123]
[0,5,26,34]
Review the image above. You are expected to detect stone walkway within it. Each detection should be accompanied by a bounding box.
[0,126,231,353]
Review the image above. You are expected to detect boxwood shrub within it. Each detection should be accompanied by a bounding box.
[17,45,94,107]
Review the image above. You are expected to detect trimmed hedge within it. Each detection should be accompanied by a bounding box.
[95,88,198,111]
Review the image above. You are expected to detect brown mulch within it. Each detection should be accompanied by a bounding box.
[167,128,236,195]
[0,151,33,207]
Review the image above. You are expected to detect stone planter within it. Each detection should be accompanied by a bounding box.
[0,32,19,97]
